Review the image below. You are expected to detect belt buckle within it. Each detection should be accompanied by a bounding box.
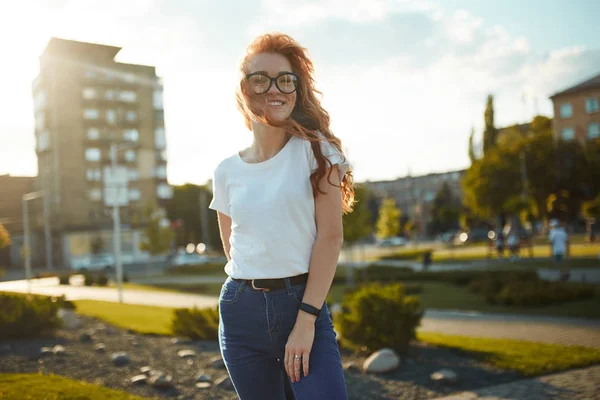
[251,279,270,292]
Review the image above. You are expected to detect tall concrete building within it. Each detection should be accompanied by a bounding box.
[32,37,172,268]
[550,71,600,143]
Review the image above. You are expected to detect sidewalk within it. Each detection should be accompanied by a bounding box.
[431,364,600,400]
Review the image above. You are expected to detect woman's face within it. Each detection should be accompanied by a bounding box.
[245,52,297,122]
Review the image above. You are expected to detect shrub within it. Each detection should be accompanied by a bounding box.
[58,273,71,285]
[83,273,95,286]
[379,249,433,261]
[336,283,423,355]
[96,274,109,286]
[0,293,75,339]
[493,281,596,307]
[171,306,220,340]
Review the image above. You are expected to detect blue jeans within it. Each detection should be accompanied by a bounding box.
[218,276,348,400]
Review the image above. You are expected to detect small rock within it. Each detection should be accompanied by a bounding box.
[52,345,66,356]
[148,373,174,389]
[58,308,80,330]
[131,340,140,347]
[131,374,147,385]
[40,347,54,357]
[140,366,152,376]
[214,376,234,390]
[343,362,361,373]
[196,382,211,389]
[430,369,459,385]
[94,343,106,353]
[95,324,107,332]
[171,337,184,345]
[178,349,196,359]
[79,331,94,343]
[362,348,401,374]
[196,374,212,383]
[112,352,131,366]
[187,359,194,365]
[210,356,226,369]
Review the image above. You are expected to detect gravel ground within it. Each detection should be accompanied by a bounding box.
[0,316,525,400]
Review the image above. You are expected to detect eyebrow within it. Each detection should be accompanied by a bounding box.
[247,70,294,76]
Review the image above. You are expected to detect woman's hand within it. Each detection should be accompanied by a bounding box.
[284,312,316,383]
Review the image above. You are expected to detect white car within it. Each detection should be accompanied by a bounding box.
[75,254,115,272]
[170,253,209,266]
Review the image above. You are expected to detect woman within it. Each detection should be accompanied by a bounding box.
[208,32,354,400]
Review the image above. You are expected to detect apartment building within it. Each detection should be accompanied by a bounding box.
[32,37,172,268]
[550,71,600,143]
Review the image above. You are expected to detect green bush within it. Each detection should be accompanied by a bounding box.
[171,306,219,340]
[83,273,95,286]
[379,249,433,261]
[493,281,596,307]
[96,274,108,286]
[336,283,423,355]
[0,293,75,339]
[58,273,71,285]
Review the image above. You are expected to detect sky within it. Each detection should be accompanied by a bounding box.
[0,0,599,185]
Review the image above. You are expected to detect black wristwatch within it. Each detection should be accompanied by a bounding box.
[299,302,321,317]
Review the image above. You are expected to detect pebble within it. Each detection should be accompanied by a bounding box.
[111,352,130,366]
[94,343,106,353]
[40,347,54,357]
[52,345,66,356]
[130,374,147,385]
[196,382,211,388]
[140,366,152,376]
[79,331,94,343]
[343,361,361,373]
[148,373,174,389]
[431,369,459,385]
[214,375,234,390]
[178,349,196,359]
[362,348,401,374]
[210,356,226,369]
[196,374,212,383]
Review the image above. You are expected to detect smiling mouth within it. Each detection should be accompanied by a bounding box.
[267,101,285,106]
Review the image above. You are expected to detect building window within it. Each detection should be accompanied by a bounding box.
[37,131,49,151]
[561,127,575,141]
[153,90,163,109]
[122,73,136,83]
[155,127,166,149]
[34,91,46,112]
[128,168,140,181]
[106,109,117,125]
[560,103,573,118]
[128,188,141,201]
[125,111,137,122]
[82,87,97,99]
[155,165,167,179]
[123,129,139,142]
[124,149,136,162]
[119,91,137,102]
[84,108,99,120]
[87,128,100,140]
[157,150,168,162]
[155,110,164,122]
[104,90,116,100]
[86,168,102,181]
[85,148,101,162]
[88,188,102,201]
[586,97,599,114]
[588,123,600,139]
[35,111,45,132]
[157,184,173,199]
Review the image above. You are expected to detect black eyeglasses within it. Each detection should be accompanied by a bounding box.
[245,72,299,95]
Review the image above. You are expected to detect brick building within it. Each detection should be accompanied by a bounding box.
[31,37,172,269]
[550,71,600,143]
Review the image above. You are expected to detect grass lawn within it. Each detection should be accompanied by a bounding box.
[74,300,174,335]
[0,373,145,400]
[416,332,600,376]
[71,300,600,377]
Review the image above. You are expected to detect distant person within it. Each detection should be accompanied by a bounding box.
[495,231,505,259]
[507,230,520,261]
[549,219,570,281]
[209,33,351,399]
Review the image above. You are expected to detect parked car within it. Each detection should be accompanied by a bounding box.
[377,237,408,247]
[75,254,114,272]
[170,252,209,266]
[454,229,492,245]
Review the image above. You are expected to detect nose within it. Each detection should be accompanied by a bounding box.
[267,79,281,94]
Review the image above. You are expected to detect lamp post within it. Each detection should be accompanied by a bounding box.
[22,190,46,293]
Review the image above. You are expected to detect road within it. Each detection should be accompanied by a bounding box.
[2,277,599,348]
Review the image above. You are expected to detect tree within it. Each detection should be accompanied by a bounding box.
[0,223,11,249]
[140,206,174,257]
[166,184,221,249]
[343,185,373,244]
[482,94,498,155]
[468,126,477,163]
[376,198,401,239]
[428,183,461,235]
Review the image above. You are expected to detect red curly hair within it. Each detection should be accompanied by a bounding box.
[235,32,355,214]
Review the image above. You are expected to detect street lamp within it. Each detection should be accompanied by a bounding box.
[22,190,50,293]
[108,142,138,303]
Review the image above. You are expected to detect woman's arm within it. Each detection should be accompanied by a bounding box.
[285,165,344,382]
[216,212,232,261]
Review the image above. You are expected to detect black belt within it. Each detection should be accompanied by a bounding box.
[233,273,309,292]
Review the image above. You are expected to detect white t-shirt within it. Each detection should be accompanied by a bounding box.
[209,134,351,279]
[549,227,568,255]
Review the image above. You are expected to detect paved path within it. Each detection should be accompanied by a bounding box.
[2,278,600,349]
[431,364,600,400]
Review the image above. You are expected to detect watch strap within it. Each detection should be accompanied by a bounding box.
[299,302,321,317]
